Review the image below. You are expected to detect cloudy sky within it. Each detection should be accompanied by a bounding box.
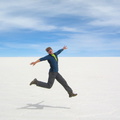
[0,0,120,57]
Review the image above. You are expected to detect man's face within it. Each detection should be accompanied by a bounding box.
[47,49,53,54]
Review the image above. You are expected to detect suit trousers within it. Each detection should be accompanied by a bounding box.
[36,72,73,95]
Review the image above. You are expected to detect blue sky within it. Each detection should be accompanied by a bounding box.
[0,0,120,57]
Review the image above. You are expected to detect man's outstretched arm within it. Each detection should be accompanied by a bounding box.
[30,55,48,66]
[30,59,40,66]
[55,46,67,55]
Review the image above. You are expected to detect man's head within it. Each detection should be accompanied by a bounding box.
[46,47,53,54]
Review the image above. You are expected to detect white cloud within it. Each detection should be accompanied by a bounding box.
[56,33,120,53]
[0,0,120,32]
[0,11,56,31]
[0,0,57,31]
[60,27,79,32]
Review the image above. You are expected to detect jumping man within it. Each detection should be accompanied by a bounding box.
[30,46,77,98]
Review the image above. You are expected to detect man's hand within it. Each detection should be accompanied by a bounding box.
[30,62,36,66]
[63,46,67,50]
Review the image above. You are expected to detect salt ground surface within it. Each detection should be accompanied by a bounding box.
[0,57,120,120]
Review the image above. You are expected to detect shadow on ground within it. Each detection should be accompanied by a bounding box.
[18,101,70,110]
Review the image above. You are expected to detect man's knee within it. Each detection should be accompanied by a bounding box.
[47,83,53,89]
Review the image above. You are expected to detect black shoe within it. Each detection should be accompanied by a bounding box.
[30,78,37,85]
[69,93,77,98]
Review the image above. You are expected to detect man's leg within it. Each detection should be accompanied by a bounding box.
[56,73,73,95]
[30,72,57,89]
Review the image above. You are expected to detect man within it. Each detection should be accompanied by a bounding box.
[30,46,77,98]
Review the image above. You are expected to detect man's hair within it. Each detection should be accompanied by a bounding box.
[46,47,52,52]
